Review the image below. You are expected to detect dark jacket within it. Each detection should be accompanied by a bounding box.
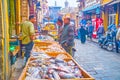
[97,26,105,34]
[88,25,94,33]
[60,24,74,46]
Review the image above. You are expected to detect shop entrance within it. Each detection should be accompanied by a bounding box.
[109,14,116,25]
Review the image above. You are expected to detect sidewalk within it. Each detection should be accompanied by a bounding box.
[74,39,120,80]
[87,38,98,43]
[10,57,24,80]
[92,38,98,43]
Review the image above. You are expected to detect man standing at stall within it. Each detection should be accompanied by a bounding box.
[60,17,74,56]
[21,15,36,64]
[56,17,63,43]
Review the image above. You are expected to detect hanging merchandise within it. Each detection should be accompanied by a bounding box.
[96,7,100,14]
[9,0,16,36]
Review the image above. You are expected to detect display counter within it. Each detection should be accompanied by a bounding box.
[19,40,94,80]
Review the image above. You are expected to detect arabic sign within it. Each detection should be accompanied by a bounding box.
[85,0,101,8]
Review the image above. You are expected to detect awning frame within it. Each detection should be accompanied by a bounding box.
[83,4,101,12]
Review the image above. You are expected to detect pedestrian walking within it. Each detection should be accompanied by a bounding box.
[97,23,105,39]
[79,26,86,44]
[60,17,74,56]
[87,21,94,40]
[116,24,120,53]
[56,17,63,43]
[37,23,41,33]
[80,16,87,26]
[21,15,36,65]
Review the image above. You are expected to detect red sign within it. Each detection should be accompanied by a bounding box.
[96,18,103,31]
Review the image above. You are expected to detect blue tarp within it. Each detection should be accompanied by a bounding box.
[83,4,100,12]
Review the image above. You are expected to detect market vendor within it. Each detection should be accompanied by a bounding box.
[60,17,75,56]
[56,17,63,43]
[21,15,36,65]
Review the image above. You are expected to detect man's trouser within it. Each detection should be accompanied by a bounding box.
[88,32,93,39]
[98,33,103,39]
[116,40,120,53]
[23,41,34,63]
[62,44,73,56]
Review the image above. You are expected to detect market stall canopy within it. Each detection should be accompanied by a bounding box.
[101,0,113,6]
[82,4,100,12]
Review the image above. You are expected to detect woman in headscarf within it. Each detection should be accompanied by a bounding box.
[79,26,86,44]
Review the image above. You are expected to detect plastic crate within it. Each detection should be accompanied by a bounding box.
[34,41,52,46]
[10,40,20,46]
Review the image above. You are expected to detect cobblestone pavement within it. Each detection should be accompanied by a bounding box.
[10,57,24,80]
[74,39,120,80]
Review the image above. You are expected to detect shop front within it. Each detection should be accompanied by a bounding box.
[0,0,10,80]
[102,0,120,30]
[83,0,102,38]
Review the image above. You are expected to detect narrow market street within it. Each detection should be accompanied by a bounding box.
[74,39,120,80]
[1,0,120,80]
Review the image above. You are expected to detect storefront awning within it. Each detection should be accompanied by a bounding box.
[101,0,113,6]
[108,0,120,5]
[83,4,100,12]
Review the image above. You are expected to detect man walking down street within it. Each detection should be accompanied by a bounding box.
[87,21,94,40]
[21,15,36,64]
[79,26,86,44]
[97,23,105,39]
[60,17,74,56]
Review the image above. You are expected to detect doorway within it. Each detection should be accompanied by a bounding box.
[108,14,116,25]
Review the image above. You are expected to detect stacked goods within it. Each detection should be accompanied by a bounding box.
[31,51,71,60]
[33,42,65,53]
[45,47,65,53]
[25,53,83,80]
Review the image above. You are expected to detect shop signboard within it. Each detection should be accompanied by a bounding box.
[21,0,29,22]
[85,0,101,8]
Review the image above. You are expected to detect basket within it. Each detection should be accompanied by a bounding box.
[34,42,52,47]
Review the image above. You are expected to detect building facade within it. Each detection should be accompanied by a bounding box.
[83,0,101,20]
[49,6,61,23]
[102,0,120,30]
[78,0,120,31]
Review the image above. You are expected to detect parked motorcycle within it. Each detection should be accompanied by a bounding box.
[98,30,115,51]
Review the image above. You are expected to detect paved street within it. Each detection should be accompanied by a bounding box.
[74,39,120,80]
